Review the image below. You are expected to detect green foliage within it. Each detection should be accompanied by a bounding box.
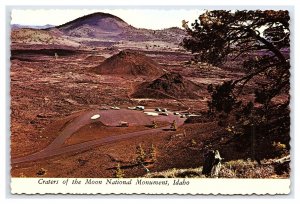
[207,81,238,113]
[183,10,289,64]
[183,10,290,109]
[182,10,290,158]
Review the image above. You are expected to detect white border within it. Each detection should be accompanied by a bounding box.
[11,178,290,195]
[1,0,299,202]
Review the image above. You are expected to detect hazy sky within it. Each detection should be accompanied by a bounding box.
[11,9,204,29]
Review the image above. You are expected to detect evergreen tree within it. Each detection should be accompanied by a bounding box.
[182,10,290,159]
[170,120,177,131]
[150,144,157,162]
[115,163,124,178]
[136,144,146,164]
[152,120,158,128]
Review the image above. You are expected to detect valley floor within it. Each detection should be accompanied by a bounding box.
[10,46,290,178]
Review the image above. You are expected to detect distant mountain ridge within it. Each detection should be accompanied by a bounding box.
[11,12,187,48]
[11,24,55,30]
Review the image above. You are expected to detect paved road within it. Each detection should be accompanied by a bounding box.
[12,109,185,164]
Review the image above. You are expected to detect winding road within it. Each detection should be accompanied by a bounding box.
[12,109,185,164]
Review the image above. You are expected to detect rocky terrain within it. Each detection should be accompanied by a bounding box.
[132,72,201,99]
[92,50,164,77]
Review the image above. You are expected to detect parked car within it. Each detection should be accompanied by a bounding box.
[136,106,145,110]
[91,114,100,120]
[155,108,162,112]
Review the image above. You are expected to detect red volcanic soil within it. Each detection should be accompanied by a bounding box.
[132,72,201,99]
[11,108,185,165]
[11,120,236,178]
[10,21,289,178]
[92,50,165,76]
[65,120,169,145]
[84,54,106,62]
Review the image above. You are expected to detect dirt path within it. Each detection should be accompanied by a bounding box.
[12,109,185,164]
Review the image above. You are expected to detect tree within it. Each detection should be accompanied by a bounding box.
[150,144,157,162]
[115,163,124,178]
[151,120,158,129]
[182,10,290,159]
[170,120,177,131]
[136,144,146,164]
[202,150,222,177]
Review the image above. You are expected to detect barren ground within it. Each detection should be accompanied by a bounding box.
[11,42,286,178]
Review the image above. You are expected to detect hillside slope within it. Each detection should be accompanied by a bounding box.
[92,50,164,76]
[132,72,201,99]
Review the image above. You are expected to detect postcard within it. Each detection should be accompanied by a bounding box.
[9,7,291,195]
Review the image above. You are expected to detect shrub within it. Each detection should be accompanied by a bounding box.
[115,163,124,178]
[150,144,157,162]
[136,144,146,164]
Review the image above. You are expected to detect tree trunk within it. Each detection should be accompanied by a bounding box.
[202,150,222,177]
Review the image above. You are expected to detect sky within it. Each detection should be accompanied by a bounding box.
[11,9,204,30]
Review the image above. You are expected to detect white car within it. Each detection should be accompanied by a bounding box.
[160,112,168,116]
[155,108,162,112]
[136,106,145,110]
[111,106,120,110]
[91,114,100,120]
